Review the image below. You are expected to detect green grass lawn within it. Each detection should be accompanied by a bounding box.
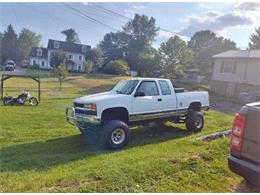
[0,75,242,192]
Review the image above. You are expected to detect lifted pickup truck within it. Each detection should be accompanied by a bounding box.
[66,78,209,149]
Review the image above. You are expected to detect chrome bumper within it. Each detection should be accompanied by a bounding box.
[66,107,100,127]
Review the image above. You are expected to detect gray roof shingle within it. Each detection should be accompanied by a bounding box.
[213,50,260,58]
[29,47,48,58]
[47,39,91,54]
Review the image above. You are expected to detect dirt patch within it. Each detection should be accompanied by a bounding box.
[234,180,260,192]
[47,178,100,191]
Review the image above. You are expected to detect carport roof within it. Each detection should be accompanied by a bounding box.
[213,50,260,58]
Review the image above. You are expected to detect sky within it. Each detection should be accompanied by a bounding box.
[0,2,260,49]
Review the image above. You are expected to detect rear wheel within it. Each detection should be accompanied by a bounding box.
[185,111,204,132]
[100,120,130,149]
[29,97,38,106]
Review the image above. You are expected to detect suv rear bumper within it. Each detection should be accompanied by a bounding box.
[228,155,260,186]
[66,107,101,133]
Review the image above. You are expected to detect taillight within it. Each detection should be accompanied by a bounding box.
[230,113,246,152]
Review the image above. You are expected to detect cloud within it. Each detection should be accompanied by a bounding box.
[158,30,190,42]
[235,2,260,11]
[180,9,255,37]
[123,4,146,18]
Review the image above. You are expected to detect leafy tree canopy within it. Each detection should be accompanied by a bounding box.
[248,27,260,49]
[61,28,80,43]
[159,36,194,79]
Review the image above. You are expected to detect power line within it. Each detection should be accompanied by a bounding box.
[90,3,189,39]
[62,3,117,31]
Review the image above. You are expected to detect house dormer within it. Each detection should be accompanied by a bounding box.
[82,45,87,52]
[37,48,42,56]
[54,41,59,49]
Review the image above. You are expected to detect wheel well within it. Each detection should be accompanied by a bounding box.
[101,107,129,125]
[188,102,202,112]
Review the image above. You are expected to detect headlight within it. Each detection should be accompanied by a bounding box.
[84,103,96,111]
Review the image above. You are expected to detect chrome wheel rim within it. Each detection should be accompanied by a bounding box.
[194,117,202,129]
[111,128,126,145]
[30,98,37,106]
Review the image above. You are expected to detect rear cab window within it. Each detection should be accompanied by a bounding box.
[159,80,171,95]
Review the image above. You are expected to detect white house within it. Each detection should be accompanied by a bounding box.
[211,50,260,97]
[29,39,91,72]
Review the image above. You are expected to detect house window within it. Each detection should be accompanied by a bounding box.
[69,54,73,59]
[54,41,59,49]
[41,61,45,66]
[78,65,82,71]
[37,49,42,56]
[220,60,237,74]
[79,55,82,61]
[33,60,36,65]
[82,46,87,52]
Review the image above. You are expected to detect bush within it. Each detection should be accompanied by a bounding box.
[104,60,129,75]
[31,64,40,69]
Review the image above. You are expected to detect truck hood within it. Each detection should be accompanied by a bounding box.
[74,91,127,104]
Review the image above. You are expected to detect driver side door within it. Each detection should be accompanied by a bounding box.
[131,80,162,115]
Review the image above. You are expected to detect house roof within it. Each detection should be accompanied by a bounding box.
[213,50,260,58]
[29,47,48,58]
[47,39,91,54]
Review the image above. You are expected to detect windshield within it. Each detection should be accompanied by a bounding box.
[112,80,139,95]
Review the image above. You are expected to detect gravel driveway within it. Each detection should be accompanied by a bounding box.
[0,67,26,78]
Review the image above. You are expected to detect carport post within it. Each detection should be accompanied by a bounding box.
[0,76,3,100]
[38,79,41,102]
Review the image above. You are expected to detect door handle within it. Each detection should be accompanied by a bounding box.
[158,98,162,102]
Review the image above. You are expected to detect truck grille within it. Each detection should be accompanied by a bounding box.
[74,108,96,115]
[74,103,97,115]
[74,103,84,108]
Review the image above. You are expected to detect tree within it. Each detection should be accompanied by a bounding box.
[99,32,129,65]
[61,28,80,43]
[136,49,161,77]
[248,27,260,49]
[188,30,237,75]
[17,28,41,63]
[85,47,103,72]
[123,14,159,69]
[104,60,129,75]
[50,51,66,68]
[0,32,3,64]
[159,36,194,79]
[84,60,94,74]
[50,64,68,90]
[1,24,18,63]
[50,51,67,90]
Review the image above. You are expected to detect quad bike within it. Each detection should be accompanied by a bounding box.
[3,91,38,106]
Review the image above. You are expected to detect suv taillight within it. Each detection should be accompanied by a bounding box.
[230,113,246,152]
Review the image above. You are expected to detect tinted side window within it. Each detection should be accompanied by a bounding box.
[159,80,171,95]
[137,81,159,96]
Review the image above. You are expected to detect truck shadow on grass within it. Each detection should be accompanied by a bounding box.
[0,125,192,172]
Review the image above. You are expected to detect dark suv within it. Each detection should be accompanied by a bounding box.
[228,102,260,187]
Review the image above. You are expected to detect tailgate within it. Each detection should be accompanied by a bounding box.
[240,103,260,164]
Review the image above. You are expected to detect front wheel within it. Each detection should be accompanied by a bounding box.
[185,111,204,132]
[29,97,38,106]
[100,120,130,149]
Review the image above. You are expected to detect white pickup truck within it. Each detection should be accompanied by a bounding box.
[66,78,209,149]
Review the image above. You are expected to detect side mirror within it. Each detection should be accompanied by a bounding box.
[134,91,145,97]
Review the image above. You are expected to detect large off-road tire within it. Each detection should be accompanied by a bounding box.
[100,120,130,149]
[185,111,204,132]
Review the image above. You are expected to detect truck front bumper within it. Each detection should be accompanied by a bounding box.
[66,107,101,133]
